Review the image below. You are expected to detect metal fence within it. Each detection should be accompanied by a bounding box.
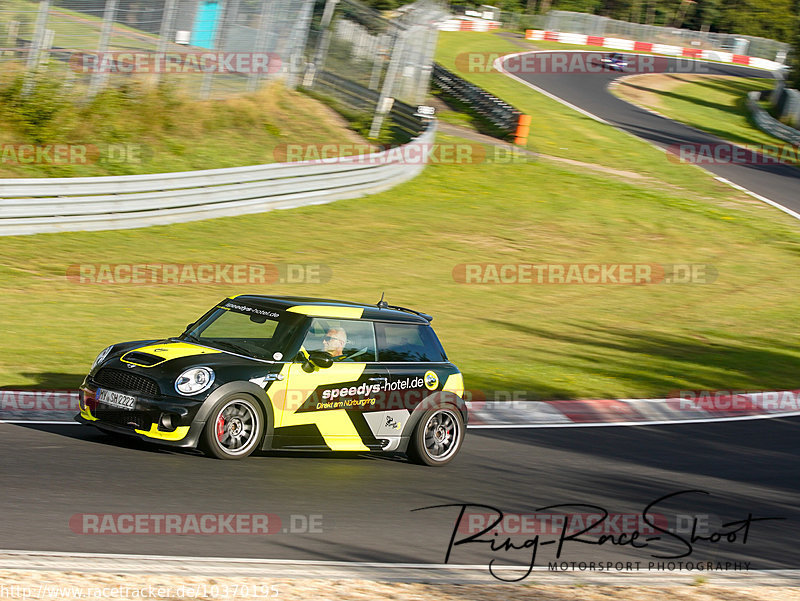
[541,10,790,62]
[0,0,447,137]
[302,0,448,138]
[1,0,316,98]
[0,0,446,106]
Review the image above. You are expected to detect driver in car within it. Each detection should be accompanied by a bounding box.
[322,327,347,358]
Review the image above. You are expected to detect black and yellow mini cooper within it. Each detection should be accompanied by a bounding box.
[77,296,467,465]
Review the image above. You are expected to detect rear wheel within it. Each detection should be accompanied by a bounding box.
[407,406,464,466]
[200,395,264,460]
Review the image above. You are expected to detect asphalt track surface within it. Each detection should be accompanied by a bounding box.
[502,52,800,214]
[3,418,799,574]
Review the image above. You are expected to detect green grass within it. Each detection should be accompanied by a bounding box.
[613,74,793,153]
[3,129,800,398]
[2,32,800,399]
[0,77,366,177]
[435,32,759,197]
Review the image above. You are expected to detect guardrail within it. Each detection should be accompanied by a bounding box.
[746,91,800,147]
[0,120,436,236]
[432,63,523,137]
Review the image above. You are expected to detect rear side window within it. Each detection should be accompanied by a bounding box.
[376,323,447,362]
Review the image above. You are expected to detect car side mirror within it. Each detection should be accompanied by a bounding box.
[305,350,333,370]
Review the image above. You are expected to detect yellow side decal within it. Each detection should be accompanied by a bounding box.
[122,342,221,367]
[442,373,465,397]
[266,362,370,451]
[81,406,98,421]
[287,306,364,319]
[135,424,191,441]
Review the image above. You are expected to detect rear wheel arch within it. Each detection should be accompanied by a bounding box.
[396,391,467,454]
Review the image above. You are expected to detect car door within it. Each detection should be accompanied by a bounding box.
[272,318,388,451]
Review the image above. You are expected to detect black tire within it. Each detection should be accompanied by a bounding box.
[200,394,265,460]
[407,405,465,466]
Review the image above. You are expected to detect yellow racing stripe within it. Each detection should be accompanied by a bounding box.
[266,362,370,451]
[121,342,221,367]
[287,306,364,319]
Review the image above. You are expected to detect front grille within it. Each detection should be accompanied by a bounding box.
[94,368,160,397]
[94,405,151,431]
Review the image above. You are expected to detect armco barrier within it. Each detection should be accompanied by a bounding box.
[746,91,800,147]
[0,121,435,237]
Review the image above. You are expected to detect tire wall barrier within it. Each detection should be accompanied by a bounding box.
[432,63,524,137]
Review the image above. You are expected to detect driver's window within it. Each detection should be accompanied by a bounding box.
[301,319,376,362]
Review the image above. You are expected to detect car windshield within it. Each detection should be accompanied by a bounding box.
[181,300,304,360]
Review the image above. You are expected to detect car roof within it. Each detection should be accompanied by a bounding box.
[229,295,432,324]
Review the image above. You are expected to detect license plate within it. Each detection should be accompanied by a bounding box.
[97,389,137,410]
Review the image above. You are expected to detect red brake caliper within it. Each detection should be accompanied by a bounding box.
[216,415,226,440]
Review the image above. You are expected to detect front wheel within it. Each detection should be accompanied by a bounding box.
[200,395,265,460]
[407,406,465,466]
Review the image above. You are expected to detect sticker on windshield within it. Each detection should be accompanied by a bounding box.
[222,300,281,319]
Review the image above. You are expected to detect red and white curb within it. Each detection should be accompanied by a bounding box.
[2,388,800,428]
[524,29,785,71]
[466,392,800,427]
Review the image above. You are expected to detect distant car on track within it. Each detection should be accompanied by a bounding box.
[601,52,628,71]
[77,295,467,465]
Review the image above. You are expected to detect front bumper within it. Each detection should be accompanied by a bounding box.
[76,380,207,448]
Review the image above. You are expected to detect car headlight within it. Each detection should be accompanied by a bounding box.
[175,367,215,396]
[91,346,113,371]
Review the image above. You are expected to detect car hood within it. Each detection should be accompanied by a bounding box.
[119,341,223,367]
